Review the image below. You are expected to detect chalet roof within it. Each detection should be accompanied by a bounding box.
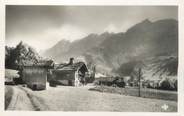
[19,60,54,68]
[56,62,88,71]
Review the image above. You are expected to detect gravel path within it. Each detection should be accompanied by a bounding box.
[6,86,35,111]
[6,85,177,112]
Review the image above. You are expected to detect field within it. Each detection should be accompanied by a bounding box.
[5,85,177,112]
[89,86,177,101]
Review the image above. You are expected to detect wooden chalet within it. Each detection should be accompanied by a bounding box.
[51,58,88,86]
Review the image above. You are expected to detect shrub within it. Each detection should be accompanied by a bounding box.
[159,78,176,91]
[94,77,125,88]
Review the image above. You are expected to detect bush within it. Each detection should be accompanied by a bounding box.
[116,81,125,88]
[159,79,176,91]
[95,77,125,88]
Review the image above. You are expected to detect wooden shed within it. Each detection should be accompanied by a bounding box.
[20,60,54,90]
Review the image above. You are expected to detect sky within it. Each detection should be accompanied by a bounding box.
[6,6,178,51]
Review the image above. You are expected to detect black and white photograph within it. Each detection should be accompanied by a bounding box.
[5,5,178,112]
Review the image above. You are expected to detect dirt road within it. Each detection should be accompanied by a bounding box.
[6,86,35,110]
[6,85,177,112]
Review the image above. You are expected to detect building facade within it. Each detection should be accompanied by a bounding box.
[51,58,88,86]
[20,60,54,90]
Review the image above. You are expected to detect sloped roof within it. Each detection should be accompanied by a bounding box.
[56,62,88,71]
[20,60,54,68]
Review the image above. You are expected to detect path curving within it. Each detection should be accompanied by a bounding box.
[6,86,35,110]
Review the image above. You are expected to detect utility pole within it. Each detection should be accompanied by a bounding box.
[138,68,141,97]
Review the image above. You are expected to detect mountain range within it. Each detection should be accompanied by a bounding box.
[42,19,178,75]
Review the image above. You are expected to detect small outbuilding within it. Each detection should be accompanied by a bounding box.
[20,60,54,90]
[51,58,88,86]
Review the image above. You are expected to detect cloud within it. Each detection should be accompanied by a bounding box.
[6,24,89,51]
[6,6,178,50]
[45,24,89,42]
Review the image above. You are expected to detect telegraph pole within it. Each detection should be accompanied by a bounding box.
[138,68,141,97]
